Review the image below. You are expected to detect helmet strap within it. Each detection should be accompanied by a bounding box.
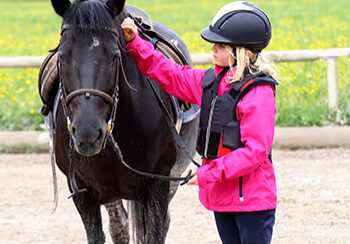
[228,46,237,67]
[231,46,237,58]
[250,50,261,65]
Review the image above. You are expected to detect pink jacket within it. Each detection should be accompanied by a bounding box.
[126,34,277,212]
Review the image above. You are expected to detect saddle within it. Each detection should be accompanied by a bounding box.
[38,46,59,116]
[125,5,190,66]
[38,5,194,122]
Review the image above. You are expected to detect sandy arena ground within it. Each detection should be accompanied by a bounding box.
[0,148,349,244]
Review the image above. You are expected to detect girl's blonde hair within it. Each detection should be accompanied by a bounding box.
[224,45,277,83]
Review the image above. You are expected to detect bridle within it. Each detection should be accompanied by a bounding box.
[58,24,134,147]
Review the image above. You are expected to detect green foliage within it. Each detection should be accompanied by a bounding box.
[0,0,349,130]
[0,143,40,153]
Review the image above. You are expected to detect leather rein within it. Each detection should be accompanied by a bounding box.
[57,24,197,199]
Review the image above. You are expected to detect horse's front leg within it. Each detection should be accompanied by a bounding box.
[72,191,105,244]
[144,180,171,244]
[104,200,129,244]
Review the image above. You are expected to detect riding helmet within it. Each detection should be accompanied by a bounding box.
[201,1,271,51]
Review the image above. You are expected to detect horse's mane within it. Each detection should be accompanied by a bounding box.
[64,0,115,32]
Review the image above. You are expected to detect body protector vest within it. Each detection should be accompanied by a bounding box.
[197,68,279,159]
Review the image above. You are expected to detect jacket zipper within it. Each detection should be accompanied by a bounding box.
[204,95,218,158]
[205,93,244,202]
[239,176,244,201]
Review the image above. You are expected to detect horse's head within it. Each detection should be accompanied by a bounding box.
[52,0,126,156]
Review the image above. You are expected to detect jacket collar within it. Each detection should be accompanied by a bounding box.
[214,65,237,83]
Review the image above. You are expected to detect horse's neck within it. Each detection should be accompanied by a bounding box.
[115,11,162,117]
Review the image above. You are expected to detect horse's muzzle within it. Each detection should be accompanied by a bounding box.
[71,126,105,156]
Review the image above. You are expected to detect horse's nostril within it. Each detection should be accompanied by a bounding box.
[72,127,76,136]
[98,129,103,140]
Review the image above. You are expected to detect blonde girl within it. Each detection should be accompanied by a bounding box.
[122,1,278,243]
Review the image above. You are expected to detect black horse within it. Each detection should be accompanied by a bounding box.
[49,0,198,243]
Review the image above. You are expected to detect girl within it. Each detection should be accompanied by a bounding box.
[122,1,278,243]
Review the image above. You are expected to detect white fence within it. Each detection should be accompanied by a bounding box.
[1,47,350,109]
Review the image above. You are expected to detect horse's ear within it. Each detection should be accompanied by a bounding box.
[106,0,125,19]
[51,0,71,17]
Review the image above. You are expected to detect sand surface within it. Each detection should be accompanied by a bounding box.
[0,149,349,243]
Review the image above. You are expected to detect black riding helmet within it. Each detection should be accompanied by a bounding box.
[201,1,271,52]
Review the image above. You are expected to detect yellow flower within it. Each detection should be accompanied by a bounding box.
[11,96,18,103]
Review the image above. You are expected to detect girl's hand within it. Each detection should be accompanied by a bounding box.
[187,171,198,185]
[121,17,138,42]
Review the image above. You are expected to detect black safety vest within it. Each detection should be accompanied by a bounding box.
[197,68,278,159]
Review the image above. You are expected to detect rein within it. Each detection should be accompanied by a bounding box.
[109,134,193,185]
[58,24,198,198]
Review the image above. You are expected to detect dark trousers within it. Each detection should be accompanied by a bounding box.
[214,209,276,244]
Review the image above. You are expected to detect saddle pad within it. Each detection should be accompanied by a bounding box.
[169,95,200,124]
[44,89,61,132]
[179,104,200,123]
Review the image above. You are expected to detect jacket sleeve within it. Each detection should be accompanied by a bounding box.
[197,84,276,186]
[126,34,206,105]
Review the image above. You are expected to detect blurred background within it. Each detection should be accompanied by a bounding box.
[0,0,349,130]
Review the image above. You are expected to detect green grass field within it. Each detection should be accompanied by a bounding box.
[0,0,350,130]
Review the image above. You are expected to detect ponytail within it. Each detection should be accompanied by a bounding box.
[224,45,277,83]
